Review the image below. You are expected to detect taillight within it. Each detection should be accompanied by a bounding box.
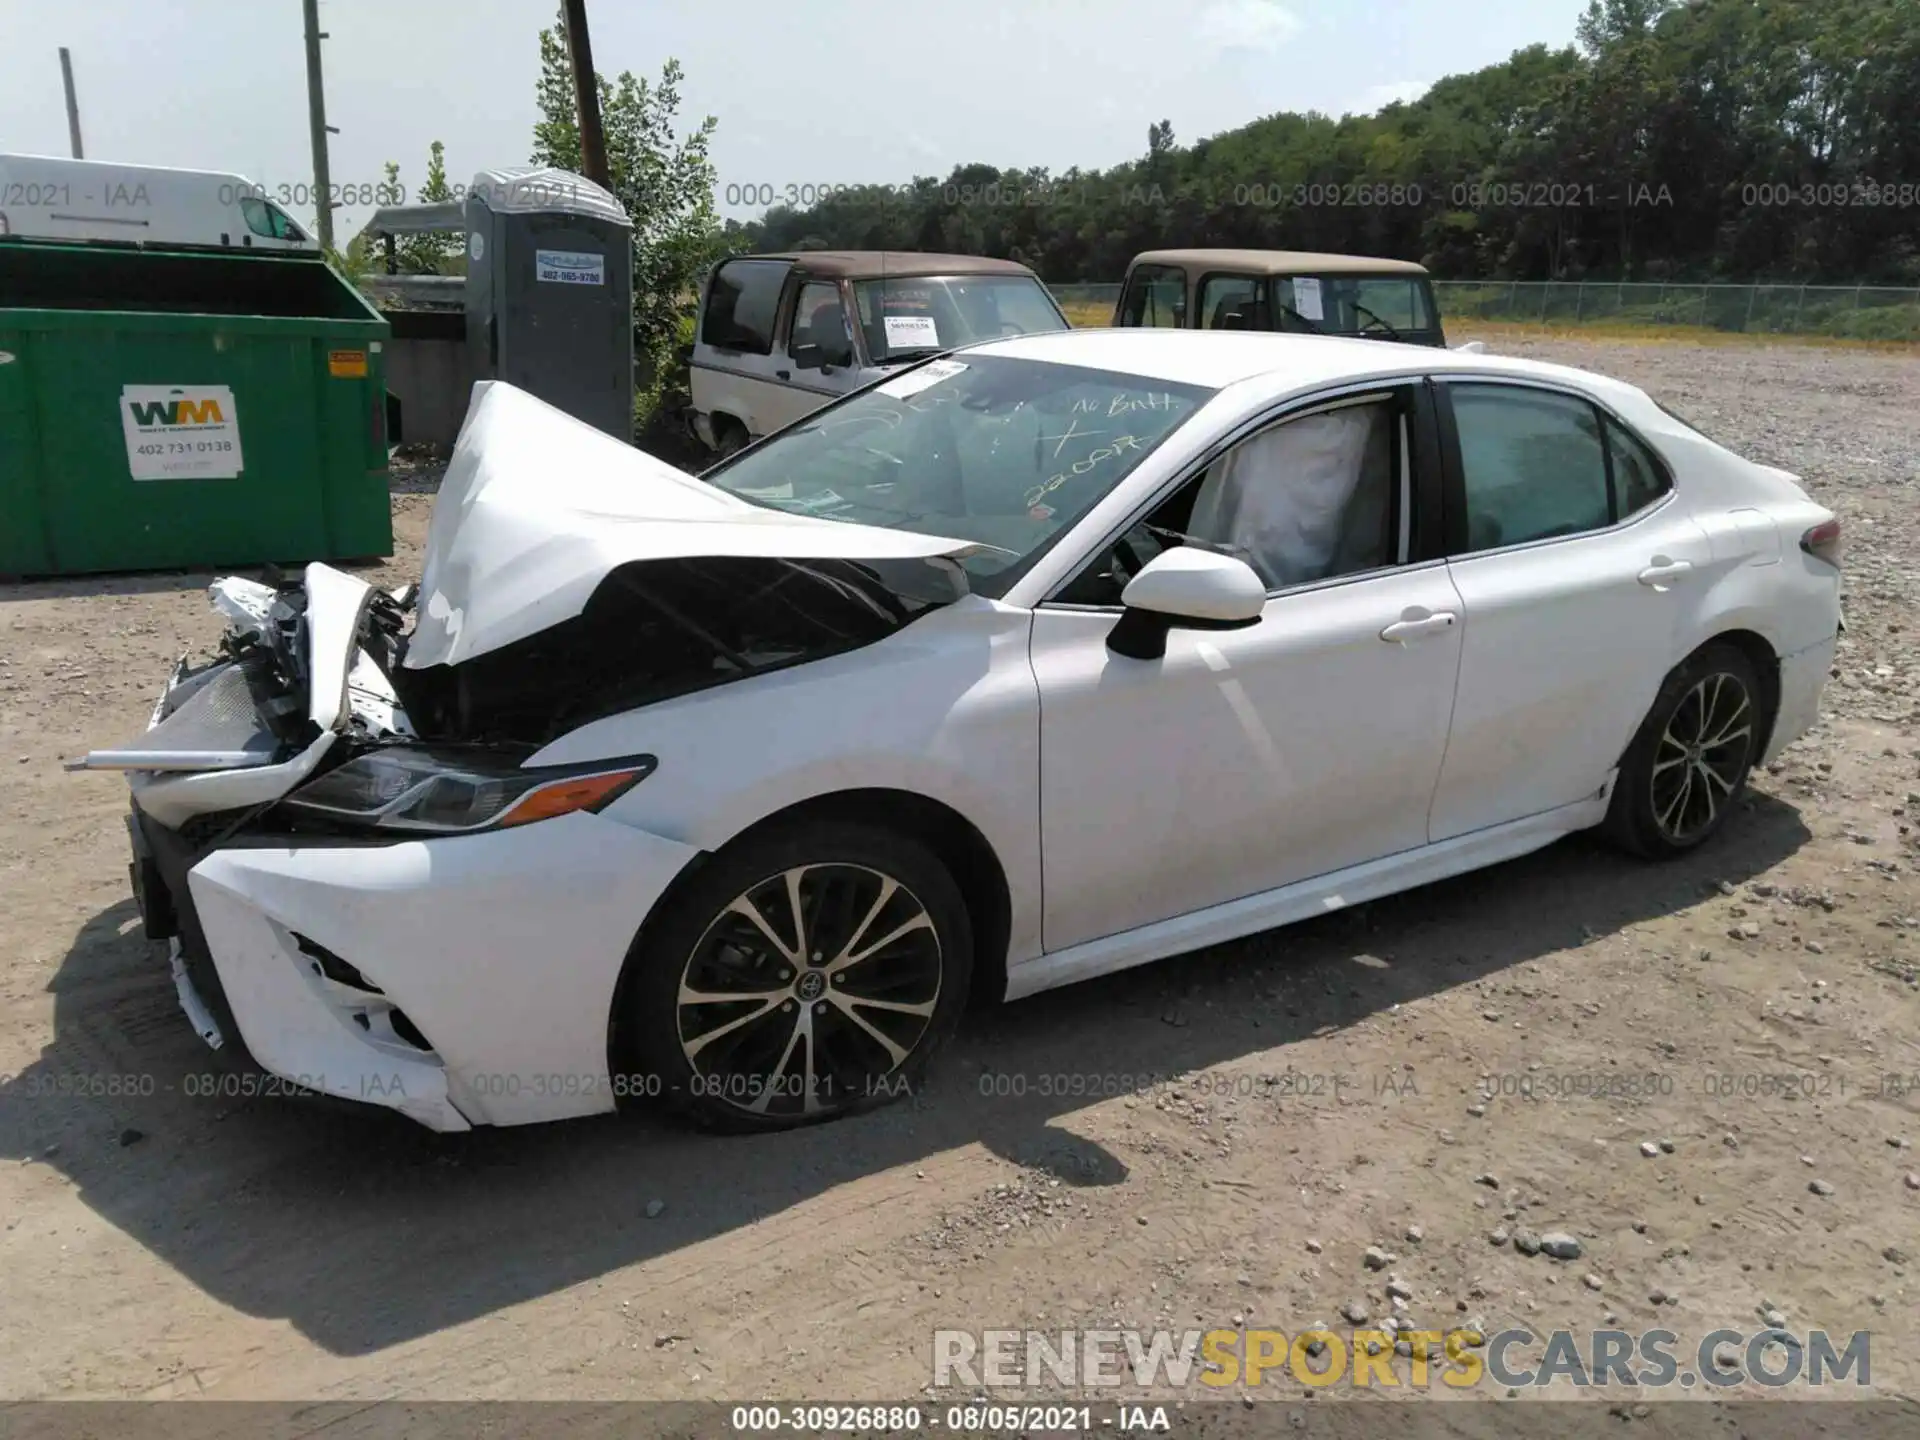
[1800,518,1843,567]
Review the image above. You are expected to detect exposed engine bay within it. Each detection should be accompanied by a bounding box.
[391,551,965,747]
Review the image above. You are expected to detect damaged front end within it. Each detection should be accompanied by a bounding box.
[392,550,967,746]
[66,380,980,1128]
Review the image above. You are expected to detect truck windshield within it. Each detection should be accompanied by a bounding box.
[851,275,1068,364]
[1272,275,1440,340]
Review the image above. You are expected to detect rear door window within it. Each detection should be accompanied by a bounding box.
[1449,384,1611,551]
[700,259,788,354]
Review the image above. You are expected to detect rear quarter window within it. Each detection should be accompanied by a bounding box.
[1604,415,1672,517]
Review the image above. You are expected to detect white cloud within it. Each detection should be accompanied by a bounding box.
[1197,0,1302,54]
[1350,79,1431,113]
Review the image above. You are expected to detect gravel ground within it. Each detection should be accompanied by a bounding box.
[0,335,1915,1406]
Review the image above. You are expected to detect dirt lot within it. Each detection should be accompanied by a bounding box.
[1,335,1915,1408]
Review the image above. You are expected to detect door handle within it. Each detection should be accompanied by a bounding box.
[1637,557,1693,589]
[775,369,791,380]
[1379,611,1457,643]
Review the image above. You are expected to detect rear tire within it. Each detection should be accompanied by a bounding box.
[1603,642,1763,859]
[618,819,973,1132]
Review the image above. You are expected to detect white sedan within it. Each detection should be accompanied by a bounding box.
[75,331,1842,1133]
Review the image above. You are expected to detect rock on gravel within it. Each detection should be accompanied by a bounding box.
[1540,1232,1583,1260]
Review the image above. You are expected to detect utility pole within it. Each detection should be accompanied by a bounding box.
[301,0,336,248]
[58,48,84,158]
[561,0,611,190]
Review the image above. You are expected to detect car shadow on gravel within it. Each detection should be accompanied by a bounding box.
[0,792,1809,1356]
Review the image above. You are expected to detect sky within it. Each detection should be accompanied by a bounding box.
[1,0,1596,242]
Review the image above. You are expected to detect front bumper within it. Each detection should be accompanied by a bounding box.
[138,807,699,1131]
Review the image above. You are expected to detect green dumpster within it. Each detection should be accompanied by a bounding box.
[0,239,394,577]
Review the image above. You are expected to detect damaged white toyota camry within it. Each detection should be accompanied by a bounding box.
[74,330,1842,1133]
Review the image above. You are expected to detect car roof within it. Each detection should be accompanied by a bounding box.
[962,328,1642,403]
[742,250,1041,279]
[1129,248,1430,277]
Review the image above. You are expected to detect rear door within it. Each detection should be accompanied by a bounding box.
[1426,379,1713,840]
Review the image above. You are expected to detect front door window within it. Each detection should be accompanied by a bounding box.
[1117,265,1186,327]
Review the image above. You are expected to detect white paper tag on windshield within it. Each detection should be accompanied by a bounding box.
[877,358,967,399]
[883,314,940,349]
[1292,276,1325,321]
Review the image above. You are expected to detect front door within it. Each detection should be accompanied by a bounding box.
[1115,263,1188,328]
[690,256,793,442]
[766,278,864,431]
[1031,383,1466,951]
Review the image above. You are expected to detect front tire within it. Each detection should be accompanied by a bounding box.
[619,820,973,1132]
[711,417,749,459]
[1603,642,1763,859]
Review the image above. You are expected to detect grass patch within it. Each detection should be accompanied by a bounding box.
[1452,318,1919,352]
[1059,299,1114,328]
[1058,302,1915,351]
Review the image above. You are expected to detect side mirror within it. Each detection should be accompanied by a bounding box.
[791,341,824,371]
[1454,340,1487,354]
[1106,548,1266,660]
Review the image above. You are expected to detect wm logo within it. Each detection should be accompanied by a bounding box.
[129,397,224,426]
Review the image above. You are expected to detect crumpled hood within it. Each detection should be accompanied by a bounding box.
[406,381,980,669]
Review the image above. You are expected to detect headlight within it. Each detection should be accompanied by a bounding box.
[281,748,655,833]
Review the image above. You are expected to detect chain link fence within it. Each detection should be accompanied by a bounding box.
[1047,280,1920,340]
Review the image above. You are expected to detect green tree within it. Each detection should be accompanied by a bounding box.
[531,9,725,428]
[737,0,1918,286]
[396,141,459,274]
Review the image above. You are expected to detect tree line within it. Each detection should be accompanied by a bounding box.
[362,0,1916,432]
[730,0,1920,285]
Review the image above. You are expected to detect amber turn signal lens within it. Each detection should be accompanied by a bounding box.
[497,768,647,827]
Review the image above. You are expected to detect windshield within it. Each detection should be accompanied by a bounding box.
[703,355,1213,597]
[1272,275,1440,339]
[852,275,1069,364]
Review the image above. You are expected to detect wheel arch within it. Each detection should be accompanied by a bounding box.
[605,786,1014,1091]
[1693,628,1782,760]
